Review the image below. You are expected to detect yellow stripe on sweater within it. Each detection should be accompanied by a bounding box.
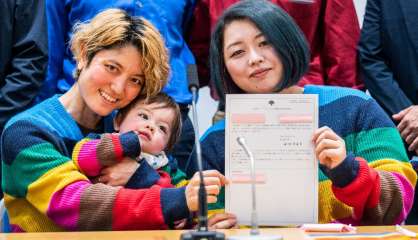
[318,180,352,223]
[4,194,63,232]
[175,179,189,188]
[26,161,88,213]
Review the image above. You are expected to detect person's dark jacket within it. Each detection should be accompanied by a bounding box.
[0,0,48,133]
[358,0,418,116]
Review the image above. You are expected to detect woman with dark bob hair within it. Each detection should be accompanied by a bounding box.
[1,9,232,232]
[187,0,416,225]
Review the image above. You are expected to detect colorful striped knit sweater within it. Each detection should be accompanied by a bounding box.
[73,131,225,215]
[1,95,189,232]
[72,132,189,189]
[71,132,225,221]
[187,85,417,225]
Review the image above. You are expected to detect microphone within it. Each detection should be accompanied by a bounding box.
[180,65,225,240]
[187,64,200,91]
[228,137,282,240]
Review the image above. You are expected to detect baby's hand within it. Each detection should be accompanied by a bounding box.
[312,126,346,170]
[185,170,228,212]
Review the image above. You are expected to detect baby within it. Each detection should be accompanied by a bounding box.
[72,92,230,228]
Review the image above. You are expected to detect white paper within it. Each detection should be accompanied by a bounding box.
[225,94,318,225]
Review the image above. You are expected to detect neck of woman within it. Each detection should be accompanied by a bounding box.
[59,84,102,130]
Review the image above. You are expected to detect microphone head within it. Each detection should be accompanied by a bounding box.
[187,64,199,91]
[237,137,246,146]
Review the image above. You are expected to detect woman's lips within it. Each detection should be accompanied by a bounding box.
[250,68,271,78]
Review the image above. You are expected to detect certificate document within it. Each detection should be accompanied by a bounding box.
[225,94,318,225]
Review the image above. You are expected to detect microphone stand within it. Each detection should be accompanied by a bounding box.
[228,137,282,240]
[180,65,225,240]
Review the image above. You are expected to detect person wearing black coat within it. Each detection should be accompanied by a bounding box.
[0,0,48,198]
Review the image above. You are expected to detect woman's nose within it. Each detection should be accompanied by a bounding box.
[110,77,127,95]
[248,49,264,66]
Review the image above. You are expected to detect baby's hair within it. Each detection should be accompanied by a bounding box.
[116,92,182,151]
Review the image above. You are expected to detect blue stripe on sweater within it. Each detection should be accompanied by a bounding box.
[1,120,71,165]
[126,160,161,189]
[186,126,226,177]
[160,187,189,225]
[5,96,84,140]
[304,85,371,106]
[318,96,394,137]
[201,119,225,141]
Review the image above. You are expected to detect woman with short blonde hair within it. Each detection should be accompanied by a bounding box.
[1,9,227,232]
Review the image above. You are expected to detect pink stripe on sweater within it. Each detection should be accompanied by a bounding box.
[10,224,25,232]
[392,172,414,224]
[77,141,101,176]
[47,180,90,230]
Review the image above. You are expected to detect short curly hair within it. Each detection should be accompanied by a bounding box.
[70,8,169,99]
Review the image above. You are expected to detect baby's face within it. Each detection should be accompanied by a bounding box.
[117,102,175,154]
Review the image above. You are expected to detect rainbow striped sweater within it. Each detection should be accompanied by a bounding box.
[1,96,189,232]
[72,132,189,189]
[71,132,224,219]
[191,85,417,225]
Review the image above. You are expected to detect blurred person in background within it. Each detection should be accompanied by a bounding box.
[358,0,418,224]
[0,0,48,198]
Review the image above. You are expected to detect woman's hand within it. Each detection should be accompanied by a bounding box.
[185,170,228,212]
[393,105,418,153]
[312,126,346,170]
[208,213,238,229]
[98,157,139,186]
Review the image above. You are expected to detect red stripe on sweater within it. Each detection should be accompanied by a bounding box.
[112,185,167,230]
[156,171,174,187]
[332,158,380,219]
[111,134,123,162]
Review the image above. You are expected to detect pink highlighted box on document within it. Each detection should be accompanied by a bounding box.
[230,173,267,184]
[278,115,313,123]
[231,113,265,124]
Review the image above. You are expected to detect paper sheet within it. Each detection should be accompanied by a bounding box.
[225,94,318,225]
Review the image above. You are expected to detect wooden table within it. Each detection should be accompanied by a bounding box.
[0,226,416,240]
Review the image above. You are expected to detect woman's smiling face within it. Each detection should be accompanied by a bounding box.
[77,44,145,116]
[223,19,283,93]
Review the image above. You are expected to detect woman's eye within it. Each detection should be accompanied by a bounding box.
[131,78,143,86]
[138,113,148,120]
[259,40,270,47]
[230,50,244,58]
[105,64,118,73]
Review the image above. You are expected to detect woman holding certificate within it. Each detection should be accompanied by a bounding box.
[186,0,417,225]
